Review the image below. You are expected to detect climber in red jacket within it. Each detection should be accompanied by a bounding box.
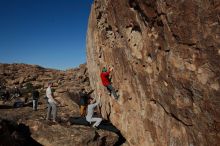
[100,67,119,100]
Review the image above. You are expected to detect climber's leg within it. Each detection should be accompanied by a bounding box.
[107,84,119,99]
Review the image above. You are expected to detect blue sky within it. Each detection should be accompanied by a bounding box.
[0,0,93,70]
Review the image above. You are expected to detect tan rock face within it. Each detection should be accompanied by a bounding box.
[87,0,220,146]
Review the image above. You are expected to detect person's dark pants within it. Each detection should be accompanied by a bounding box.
[33,99,38,111]
[106,84,118,99]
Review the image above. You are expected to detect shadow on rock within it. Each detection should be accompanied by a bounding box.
[114,132,126,146]
[0,105,14,109]
[0,118,42,146]
[69,117,126,145]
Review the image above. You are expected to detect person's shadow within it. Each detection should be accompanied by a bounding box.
[16,123,42,146]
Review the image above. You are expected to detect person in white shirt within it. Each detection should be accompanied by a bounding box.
[86,93,102,128]
[46,82,57,122]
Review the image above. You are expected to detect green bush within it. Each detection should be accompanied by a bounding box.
[25,83,33,92]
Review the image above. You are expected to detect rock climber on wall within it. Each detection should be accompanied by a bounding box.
[100,66,119,100]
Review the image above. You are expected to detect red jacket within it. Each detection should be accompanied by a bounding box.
[100,71,111,86]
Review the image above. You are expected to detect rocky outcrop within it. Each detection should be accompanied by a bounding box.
[0,63,119,146]
[1,104,118,146]
[0,63,90,100]
[87,0,220,146]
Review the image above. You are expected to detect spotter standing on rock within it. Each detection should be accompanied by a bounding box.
[14,86,21,97]
[32,87,39,111]
[100,67,119,100]
[79,89,89,117]
[2,90,9,104]
[86,93,102,128]
[46,82,57,122]
[79,89,95,117]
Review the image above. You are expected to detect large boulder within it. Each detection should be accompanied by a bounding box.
[86,0,220,146]
[26,120,118,146]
